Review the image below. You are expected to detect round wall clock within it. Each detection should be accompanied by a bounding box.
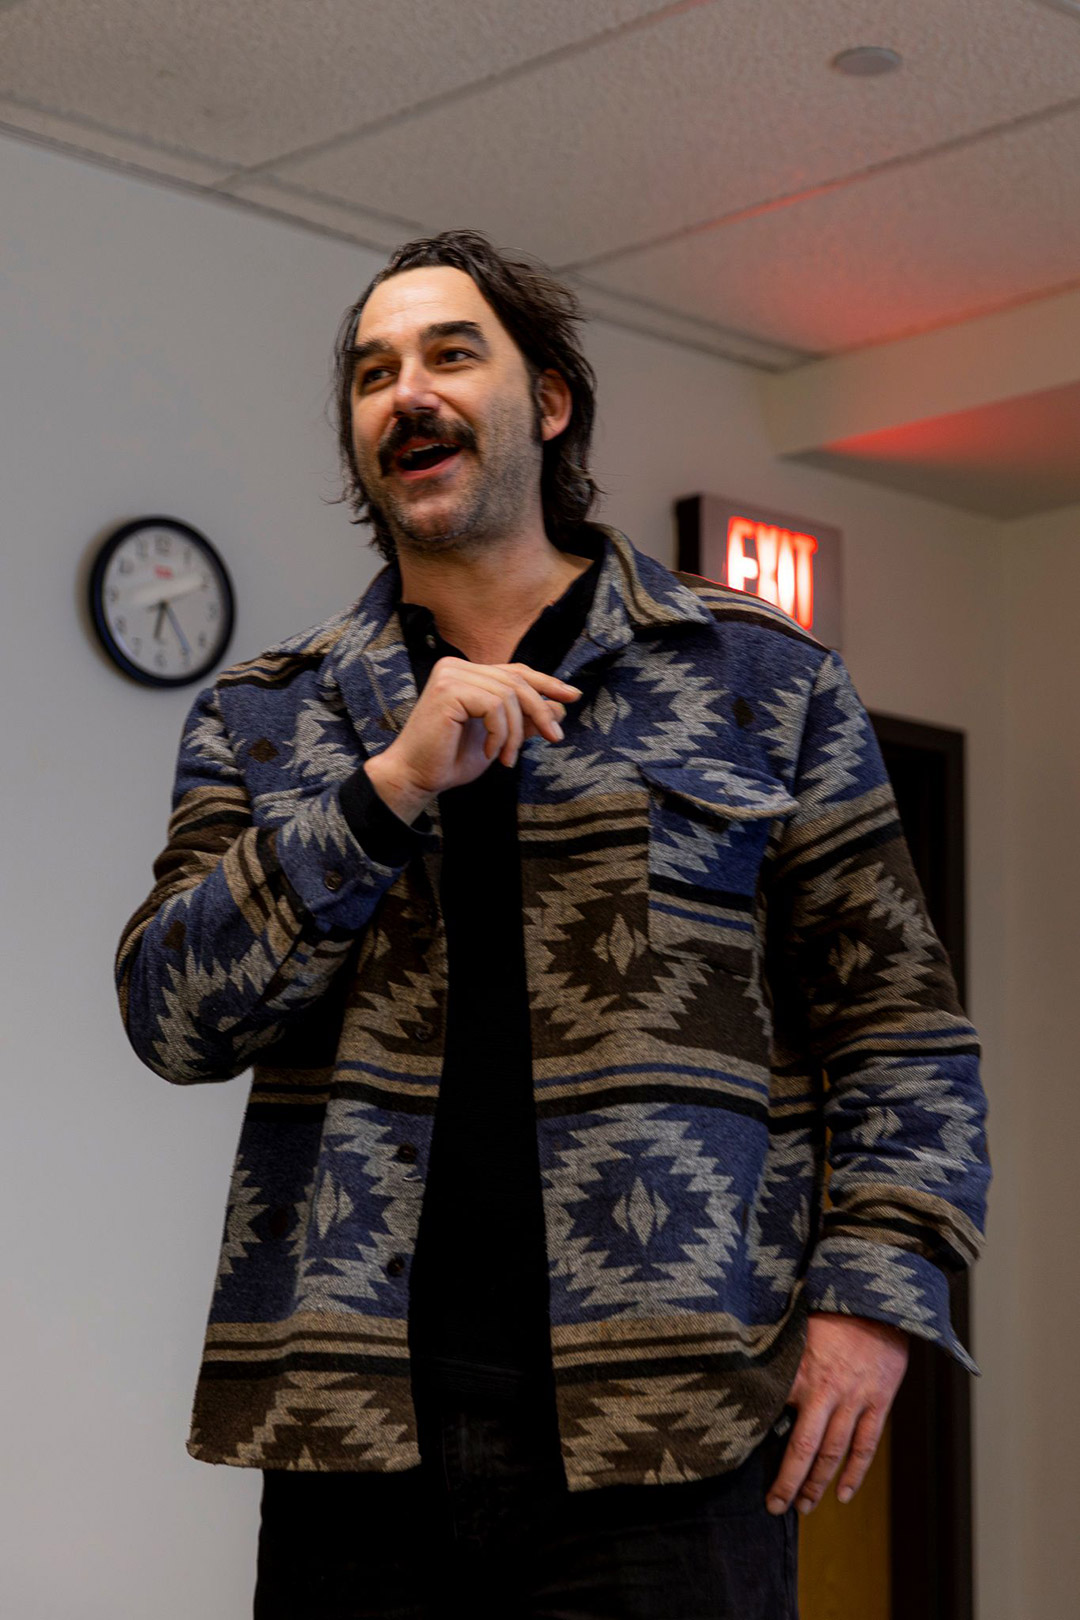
[89,516,235,687]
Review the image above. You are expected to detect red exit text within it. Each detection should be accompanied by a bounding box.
[726,518,818,631]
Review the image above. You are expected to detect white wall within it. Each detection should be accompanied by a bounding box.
[997,508,1080,1620]
[1,132,1019,1618]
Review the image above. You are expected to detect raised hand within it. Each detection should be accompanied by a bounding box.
[363,658,582,823]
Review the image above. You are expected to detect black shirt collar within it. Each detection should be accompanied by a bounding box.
[397,532,603,685]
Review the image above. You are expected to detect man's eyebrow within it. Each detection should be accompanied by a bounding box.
[347,320,490,372]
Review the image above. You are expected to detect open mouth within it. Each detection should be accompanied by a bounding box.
[394,441,464,478]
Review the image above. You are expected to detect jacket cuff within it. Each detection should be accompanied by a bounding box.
[339,764,433,867]
[272,783,429,935]
[803,1236,979,1375]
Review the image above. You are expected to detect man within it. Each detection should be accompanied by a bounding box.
[116,230,990,1619]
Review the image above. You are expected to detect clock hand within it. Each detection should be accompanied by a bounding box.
[165,602,191,656]
[153,602,167,642]
[125,572,205,610]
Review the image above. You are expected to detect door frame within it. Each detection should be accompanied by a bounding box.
[869,712,974,1620]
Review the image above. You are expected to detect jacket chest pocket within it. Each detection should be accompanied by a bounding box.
[637,761,797,979]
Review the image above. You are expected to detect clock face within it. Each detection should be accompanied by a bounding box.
[90,517,235,687]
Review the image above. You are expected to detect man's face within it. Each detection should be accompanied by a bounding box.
[349,266,555,555]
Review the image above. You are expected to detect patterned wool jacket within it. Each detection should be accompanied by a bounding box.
[116,523,990,1491]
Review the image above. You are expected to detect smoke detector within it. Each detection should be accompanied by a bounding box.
[831,46,903,77]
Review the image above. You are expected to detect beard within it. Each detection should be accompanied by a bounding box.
[358,394,544,559]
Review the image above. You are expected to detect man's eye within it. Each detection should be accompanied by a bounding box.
[358,366,391,388]
[439,348,474,363]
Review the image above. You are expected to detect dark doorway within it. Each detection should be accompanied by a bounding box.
[869,713,974,1620]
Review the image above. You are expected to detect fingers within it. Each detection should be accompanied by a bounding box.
[465,678,548,766]
[835,1406,886,1504]
[484,666,577,744]
[791,1406,859,1514]
[490,686,525,766]
[480,692,511,763]
[764,1314,903,1516]
[395,658,582,796]
[768,1402,886,1516]
[503,662,583,703]
[439,661,578,766]
[767,1401,831,1516]
[471,663,580,747]
[521,700,566,744]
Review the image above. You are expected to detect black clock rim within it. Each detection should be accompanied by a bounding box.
[89,516,236,689]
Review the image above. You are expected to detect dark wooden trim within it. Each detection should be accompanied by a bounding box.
[675,494,704,576]
[868,712,967,1005]
[869,712,974,1620]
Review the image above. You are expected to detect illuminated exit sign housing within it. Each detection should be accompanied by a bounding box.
[675,494,843,649]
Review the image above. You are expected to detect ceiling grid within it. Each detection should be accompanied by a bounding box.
[2,0,1079,513]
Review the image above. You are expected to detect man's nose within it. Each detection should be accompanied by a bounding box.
[390,358,441,415]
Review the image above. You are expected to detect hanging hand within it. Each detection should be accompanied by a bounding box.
[767,1312,909,1516]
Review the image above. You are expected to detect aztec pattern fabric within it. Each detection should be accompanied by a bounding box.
[115,525,990,1491]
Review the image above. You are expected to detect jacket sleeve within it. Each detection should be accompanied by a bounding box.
[769,651,990,1373]
[115,681,426,1084]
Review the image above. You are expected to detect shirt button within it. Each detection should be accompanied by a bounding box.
[396,1142,418,1165]
[414,1021,435,1042]
[323,869,344,892]
[386,1255,406,1278]
[425,632,437,650]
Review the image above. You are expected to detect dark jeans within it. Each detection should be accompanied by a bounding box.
[254,1382,798,1620]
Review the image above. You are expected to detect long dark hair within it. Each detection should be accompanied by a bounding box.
[331,229,600,563]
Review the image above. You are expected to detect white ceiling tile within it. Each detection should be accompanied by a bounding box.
[0,0,676,169]
[563,275,807,370]
[0,96,232,184]
[271,0,1080,266]
[588,105,1080,354]
[222,176,424,252]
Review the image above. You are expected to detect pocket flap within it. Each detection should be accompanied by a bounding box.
[637,761,797,822]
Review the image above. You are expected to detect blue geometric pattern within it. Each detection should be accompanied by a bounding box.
[115,523,990,1486]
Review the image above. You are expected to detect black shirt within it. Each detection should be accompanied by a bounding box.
[339,537,602,1402]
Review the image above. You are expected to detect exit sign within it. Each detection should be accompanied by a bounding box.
[675,494,843,648]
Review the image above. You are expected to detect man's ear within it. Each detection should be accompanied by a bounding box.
[536,369,572,442]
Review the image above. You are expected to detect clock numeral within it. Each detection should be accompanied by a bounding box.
[119,556,133,574]
[197,632,208,649]
[155,652,167,669]
[206,603,218,621]
[107,587,119,604]
[132,637,142,653]
[135,538,148,559]
[155,534,172,554]
[115,616,126,634]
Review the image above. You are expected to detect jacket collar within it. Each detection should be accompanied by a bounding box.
[320,524,713,756]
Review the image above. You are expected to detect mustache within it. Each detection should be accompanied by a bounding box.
[378,410,477,473]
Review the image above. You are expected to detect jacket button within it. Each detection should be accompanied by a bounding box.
[396,1142,418,1165]
[414,1021,435,1042]
[323,869,344,892]
[386,1255,406,1278]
